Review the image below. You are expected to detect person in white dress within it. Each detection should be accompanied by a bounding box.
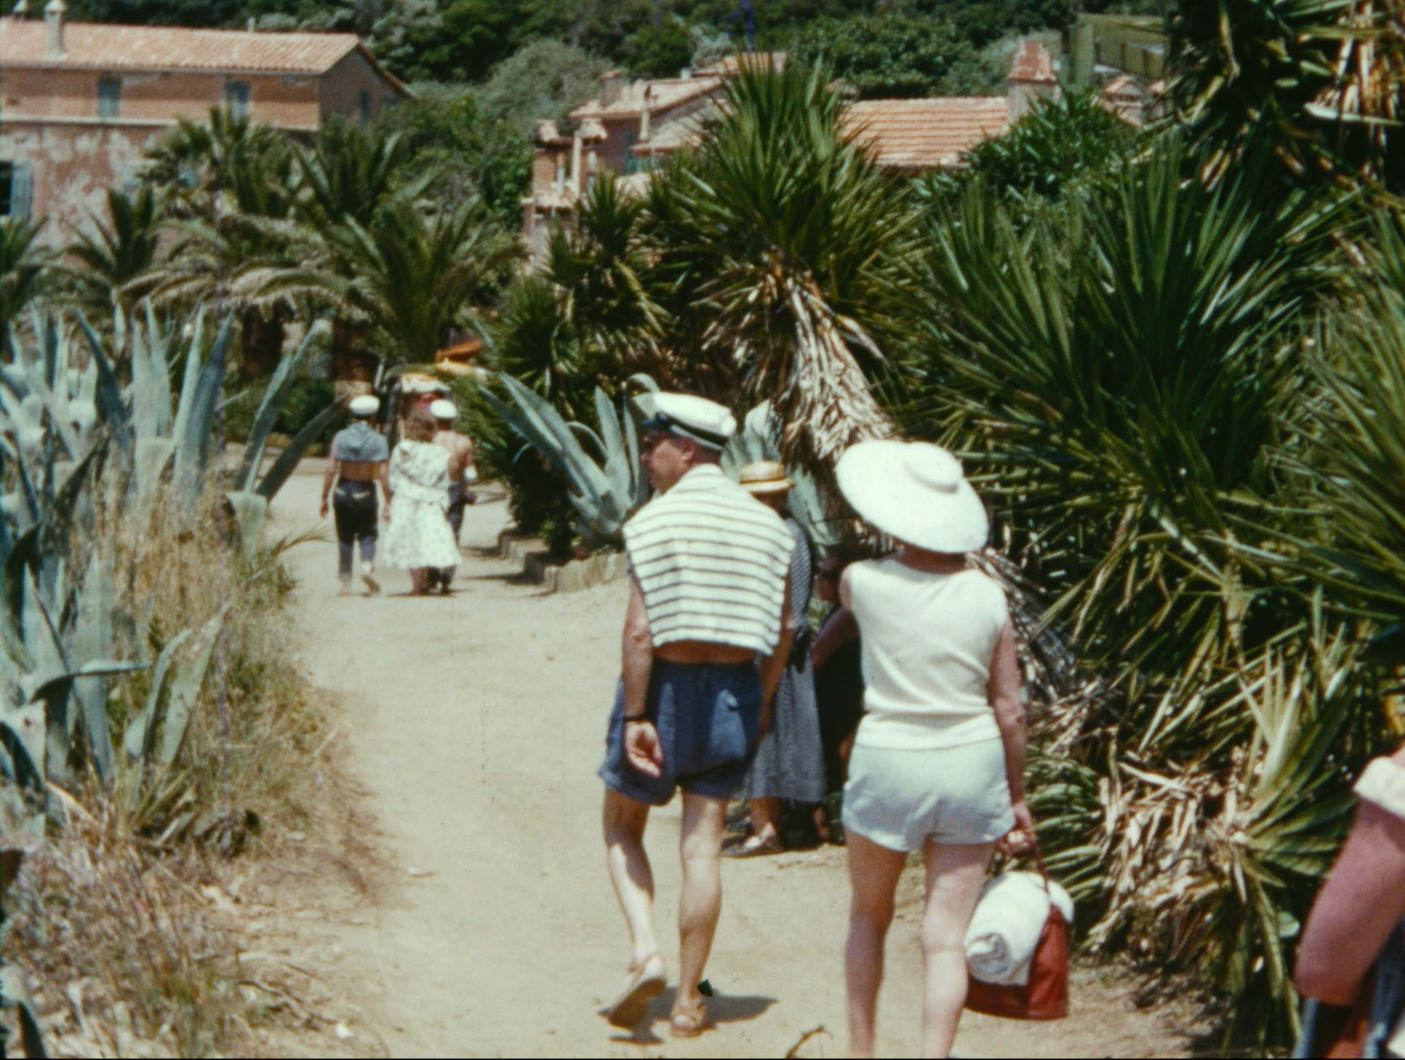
[379,407,461,595]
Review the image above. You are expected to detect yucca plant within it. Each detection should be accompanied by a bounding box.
[1170,0,1405,191]
[914,134,1365,1043]
[644,60,915,487]
[921,136,1338,694]
[1285,212,1405,657]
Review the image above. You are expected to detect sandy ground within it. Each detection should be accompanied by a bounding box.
[262,468,1197,1059]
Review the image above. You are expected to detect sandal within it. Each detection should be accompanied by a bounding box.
[606,953,666,1029]
[722,832,781,858]
[670,996,710,1038]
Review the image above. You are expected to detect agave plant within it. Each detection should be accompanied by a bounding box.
[484,373,655,547]
[0,301,325,847]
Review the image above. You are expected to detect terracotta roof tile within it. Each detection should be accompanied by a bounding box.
[843,97,1009,170]
[570,75,722,120]
[694,51,786,77]
[1008,40,1055,84]
[0,16,378,76]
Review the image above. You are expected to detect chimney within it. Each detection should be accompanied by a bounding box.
[599,71,623,108]
[1007,40,1057,121]
[43,0,64,58]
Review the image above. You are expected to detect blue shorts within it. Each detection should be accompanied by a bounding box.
[599,660,762,806]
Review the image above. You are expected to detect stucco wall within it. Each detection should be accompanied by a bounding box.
[1,67,322,127]
[319,51,404,123]
[2,121,153,243]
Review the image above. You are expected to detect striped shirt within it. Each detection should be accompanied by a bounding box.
[624,464,794,654]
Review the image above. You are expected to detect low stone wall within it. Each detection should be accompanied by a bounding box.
[495,531,629,594]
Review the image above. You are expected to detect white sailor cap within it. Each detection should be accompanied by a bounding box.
[348,395,380,417]
[429,398,457,421]
[639,393,737,450]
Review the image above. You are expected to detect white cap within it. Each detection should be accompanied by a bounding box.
[348,395,379,417]
[429,398,457,421]
[639,392,737,450]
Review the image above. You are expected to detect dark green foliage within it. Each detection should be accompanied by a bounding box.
[68,0,240,24]
[922,87,1139,211]
[0,218,51,336]
[788,12,983,98]
[624,17,695,78]
[390,88,532,228]
[225,377,337,445]
[471,39,611,138]
[1169,0,1405,192]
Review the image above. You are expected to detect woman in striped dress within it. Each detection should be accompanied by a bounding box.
[729,461,827,857]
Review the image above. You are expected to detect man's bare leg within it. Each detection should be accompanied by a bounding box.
[676,793,727,1011]
[603,788,660,968]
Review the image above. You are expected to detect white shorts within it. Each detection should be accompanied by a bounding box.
[842,737,1015,852]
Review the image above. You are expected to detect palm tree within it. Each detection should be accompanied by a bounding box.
[535,171,668,401]
[144,108,301,377]
[0,217,50,340]
[644,60,917,487]
[293,117,425,231]
[286,198,518,369]
[63,185,167,317]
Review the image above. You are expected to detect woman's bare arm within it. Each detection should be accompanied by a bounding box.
[811,607,858,669]
[988,623,1033,850]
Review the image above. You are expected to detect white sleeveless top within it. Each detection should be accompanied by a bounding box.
[847,558,1008,750]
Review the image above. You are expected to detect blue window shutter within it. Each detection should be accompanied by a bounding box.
[12,163,32,221]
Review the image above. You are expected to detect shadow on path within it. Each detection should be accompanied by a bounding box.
[604,987,778,1046]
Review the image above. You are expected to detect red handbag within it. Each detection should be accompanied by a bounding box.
[965,847,1071,1021]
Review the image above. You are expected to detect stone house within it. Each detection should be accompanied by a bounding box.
[520,45,1063,262]
[0,1,411,241]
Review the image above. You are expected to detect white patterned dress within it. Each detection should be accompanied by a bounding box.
[379,440,461,570]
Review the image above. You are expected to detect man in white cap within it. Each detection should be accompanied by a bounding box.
[425,398,476,593]
[598,392,797,1038]
[320,395,391,594]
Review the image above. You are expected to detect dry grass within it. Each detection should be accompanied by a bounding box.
[2,487,355,1057]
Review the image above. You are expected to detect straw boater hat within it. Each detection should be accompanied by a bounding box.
[429,398,457,421]
[348,395,379,418]
[738,460,794,495]
[836,440,988,553]
[638,393,737,450]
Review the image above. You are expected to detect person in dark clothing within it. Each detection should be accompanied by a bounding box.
[319,395,392,595]
[811,550,864,838]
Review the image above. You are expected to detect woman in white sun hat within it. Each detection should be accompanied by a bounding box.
[834,439,1033,1059]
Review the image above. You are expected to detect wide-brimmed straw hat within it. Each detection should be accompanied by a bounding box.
[348,395,380,417]
[836,440,988,553]
[429,398,457,421]
[738,460,794,494]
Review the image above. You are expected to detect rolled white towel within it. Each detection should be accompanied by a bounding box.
[965,871,1074,985]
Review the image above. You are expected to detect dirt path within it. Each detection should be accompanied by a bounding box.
[265,469,1193,1058]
